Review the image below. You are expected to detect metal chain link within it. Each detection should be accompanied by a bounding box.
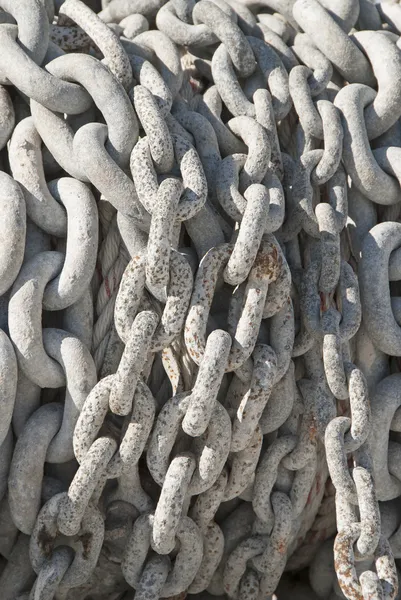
[1,1,401,599]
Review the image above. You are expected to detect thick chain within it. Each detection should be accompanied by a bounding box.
[1,1,401,599]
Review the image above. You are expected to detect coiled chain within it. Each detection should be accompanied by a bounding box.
[1,1,401,599]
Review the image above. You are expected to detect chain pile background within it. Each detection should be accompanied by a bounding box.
[2,0,401,598]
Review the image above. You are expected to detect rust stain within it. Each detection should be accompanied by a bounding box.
[80,532,93,559]
[37,526,54,558]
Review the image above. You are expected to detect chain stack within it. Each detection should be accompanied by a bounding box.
[2,0,401,598]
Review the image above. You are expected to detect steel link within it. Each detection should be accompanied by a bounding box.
[192,1,256,78]
[360,222,401,355]
[132,84,174,173]
[133,30,183,99]
[156,1,220,47]
[122,513,203,597]
[335,84,401,205]
[185,240,281,373]
[43,329,97,463]
[59,0,133,90]
[9,117,67,237]
[292,36,333,95]
[0,25,92,114]
[30,492,104,591]
[114,249,193,352]
[30,545,74,600]
[0,0,50,82]
[334,525,398,600]
[292,0,375,86]
[47,53,138,166]
[124,51,172,115]
[131,132,207,222]
[147,390,231,494]
[58,436,117,537]
[9,252,66,388]
[351,30,401,140]
[8,403,63,535]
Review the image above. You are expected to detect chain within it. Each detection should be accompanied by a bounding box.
[2,1,401,599]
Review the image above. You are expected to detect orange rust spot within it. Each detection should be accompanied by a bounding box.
[309,420,318,442]
[37,526,54,558]
[81,532,93,559]
[334,533,363,600]
[252,244,282,281]
[320,291,329,312]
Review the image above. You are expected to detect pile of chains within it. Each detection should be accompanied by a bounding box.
[3,0,401,598]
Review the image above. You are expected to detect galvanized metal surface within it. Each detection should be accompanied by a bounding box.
[1,0,401,599]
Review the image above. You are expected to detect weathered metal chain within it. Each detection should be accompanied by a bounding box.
[2,0,401,599]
